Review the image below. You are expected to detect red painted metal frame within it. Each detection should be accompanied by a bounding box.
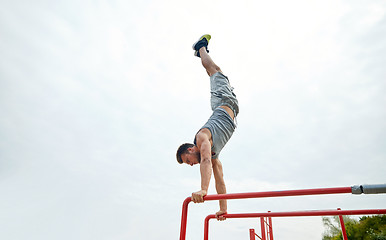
[180,187,352,240]
[256,215,274,240]
[257,214,274,240]
[204,209,386,240]
[267,214,274,239]
[260,217,266,240]
[337,208,348,240]
[249,229,256,240]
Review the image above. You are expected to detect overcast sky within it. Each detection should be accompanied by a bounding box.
[1,0,385,239]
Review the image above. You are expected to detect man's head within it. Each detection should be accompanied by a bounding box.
[176,143,201,166]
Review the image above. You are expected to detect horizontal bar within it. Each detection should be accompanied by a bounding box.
[352,184,386,194]
[205,209,386,220]
[202,187,352,201]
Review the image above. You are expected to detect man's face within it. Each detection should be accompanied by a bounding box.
[181,148,200,166]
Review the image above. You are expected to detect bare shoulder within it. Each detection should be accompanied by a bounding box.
[195,128,212,146]
[196,128,211,139]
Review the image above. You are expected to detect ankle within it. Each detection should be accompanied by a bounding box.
[199,47,207,55]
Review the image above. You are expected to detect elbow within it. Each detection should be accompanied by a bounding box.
[200,158,212,165]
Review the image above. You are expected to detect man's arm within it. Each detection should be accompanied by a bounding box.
[191,130,213,203]
[212,158,227,220]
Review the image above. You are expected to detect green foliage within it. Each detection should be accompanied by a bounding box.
[322,215,386,240]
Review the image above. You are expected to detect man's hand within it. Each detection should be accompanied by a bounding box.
[191,190,207,203]
[215,210,227,221]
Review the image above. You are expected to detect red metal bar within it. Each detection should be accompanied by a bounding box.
[180,197,191,240]
[203,215,211,240]
[260,217,266,240]
[202,187,352,201]
[268,216,274,240]
[264,218,269,239]
[203,209,386,240]
[249,229,256,240]
[206,209,386,219]
[180,187,352,240]
[337,208,348,240]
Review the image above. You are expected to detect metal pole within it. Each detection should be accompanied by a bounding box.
[249,229,256,240]
[202,187,352,201]
[337,208,348,240]
[268,215,274,240]
[204,215,211,240]
[180,197,191,240]
[260,217,266,240]
[206,209,386,219]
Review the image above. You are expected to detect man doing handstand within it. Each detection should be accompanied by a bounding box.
[176,34,239,221]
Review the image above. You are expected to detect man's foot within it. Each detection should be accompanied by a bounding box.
[192,34,211,57]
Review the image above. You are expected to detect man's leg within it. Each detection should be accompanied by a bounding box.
[199,47,222,77]
[193,34,222,77]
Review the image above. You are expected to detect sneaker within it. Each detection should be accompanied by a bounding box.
[192,34,211,57]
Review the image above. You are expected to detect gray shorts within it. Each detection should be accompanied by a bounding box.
[210,72,239,116]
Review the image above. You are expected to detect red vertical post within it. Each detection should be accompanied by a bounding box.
[204,215,211,240]
[337,208,348,240]
[268,216,274,240]
[180,197,191,240]
[250,229,256,240]
[260,217,266,240]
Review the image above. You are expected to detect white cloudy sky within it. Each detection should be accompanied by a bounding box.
[1,0,385,239]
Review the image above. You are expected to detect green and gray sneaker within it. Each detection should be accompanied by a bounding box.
[192,34,211,57]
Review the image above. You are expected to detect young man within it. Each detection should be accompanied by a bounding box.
[176,34,239,221]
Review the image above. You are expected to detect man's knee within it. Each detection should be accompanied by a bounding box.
[208,66,222,77]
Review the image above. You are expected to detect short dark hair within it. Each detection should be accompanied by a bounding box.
[176,143,194,164]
